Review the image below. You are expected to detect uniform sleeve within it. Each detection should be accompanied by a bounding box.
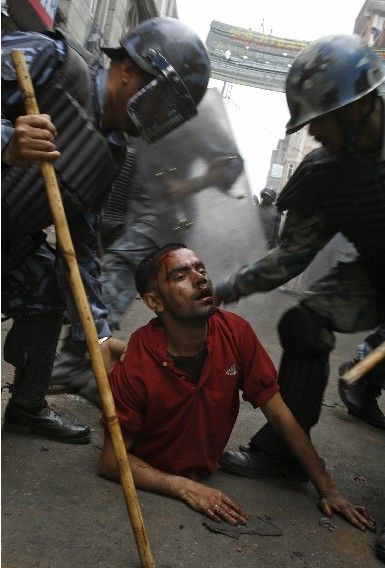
[2,32,66,152]
[1,32,66,78]
[216,206,334,303]
[238,320,279,407]
[1,118,14,155]
[101,339,146,436]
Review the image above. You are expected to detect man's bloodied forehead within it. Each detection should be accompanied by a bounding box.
[158,248,201,277]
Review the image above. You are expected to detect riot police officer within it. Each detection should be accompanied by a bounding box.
[1,17,210,443]
[215,34,385,476]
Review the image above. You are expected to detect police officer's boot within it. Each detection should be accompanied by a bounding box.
[3,315,91,444]
[338,359,385,430]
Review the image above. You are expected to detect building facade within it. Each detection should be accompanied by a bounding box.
[2,0,177,46]
[354,0,385,48]
[264,0,385,197]
[264,129,318,195]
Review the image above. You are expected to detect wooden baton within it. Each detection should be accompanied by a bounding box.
[11,50,155,568]
[341,341,385,384]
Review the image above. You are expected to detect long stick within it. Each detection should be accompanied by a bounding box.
[341,341,385,384]
[11,50,155,568]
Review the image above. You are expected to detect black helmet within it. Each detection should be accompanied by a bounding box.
[260,188,276,200]
[286,34,385,134]
[102,17,211,143]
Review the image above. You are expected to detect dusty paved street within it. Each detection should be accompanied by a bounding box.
[2,190,384,567]
[2,289,384,568]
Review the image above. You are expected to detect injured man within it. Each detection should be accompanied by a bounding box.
[99,243,375,531]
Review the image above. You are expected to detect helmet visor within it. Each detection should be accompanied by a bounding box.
[127,49,197,143]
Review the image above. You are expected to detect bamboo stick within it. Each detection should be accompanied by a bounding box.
[341,341,385,384]
[11,49,155,568]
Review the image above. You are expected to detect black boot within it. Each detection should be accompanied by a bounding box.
[219,449,311,482]
[347,400,385,429]
[338,361,385,430]
[339,385,385,429]
[3,315,91,444]
[3,399,91,444]
[338,359,364,409]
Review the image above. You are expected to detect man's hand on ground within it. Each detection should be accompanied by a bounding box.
[101,436,247,528]
[178,478,247,526]
[3,114,60,166]
[318,491,376,532]
[262,392,376,532]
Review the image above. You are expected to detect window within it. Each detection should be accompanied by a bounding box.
[286,163,294,181]
[89,0,97,16]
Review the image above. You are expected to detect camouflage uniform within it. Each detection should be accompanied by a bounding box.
[216,94,385,460]
[1,32,122,338]
[220,205,383,332]
[1,32,124,407]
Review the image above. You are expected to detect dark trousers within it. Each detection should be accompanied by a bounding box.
[250,261,383,458]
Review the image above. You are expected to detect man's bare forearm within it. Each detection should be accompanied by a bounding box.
[100,445,185,499]
[131,454,187,497]
[99,435,248,525]
[262,394,337,496]
[261,394,376,531]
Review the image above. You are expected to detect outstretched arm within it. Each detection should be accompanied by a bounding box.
[215,207,333,303]
[261,392,376,531]
[99,434,247,526]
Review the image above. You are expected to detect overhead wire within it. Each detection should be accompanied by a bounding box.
[225,95,307,156]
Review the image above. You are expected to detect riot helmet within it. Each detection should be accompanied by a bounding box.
[285,34,385,134]
[260,188,276,201]
[101,17,211,143]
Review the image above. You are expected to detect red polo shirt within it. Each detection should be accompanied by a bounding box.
[104,310,278,479]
